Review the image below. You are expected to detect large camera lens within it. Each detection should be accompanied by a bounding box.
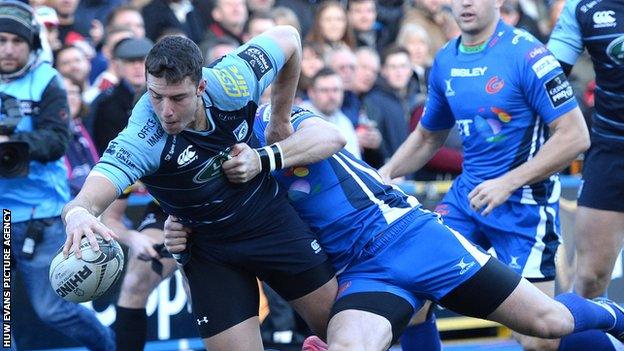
[0,141,29,177]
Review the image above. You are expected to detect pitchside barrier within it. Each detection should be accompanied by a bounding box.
[8,176,624,350]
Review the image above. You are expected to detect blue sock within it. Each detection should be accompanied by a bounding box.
[558,329,623,351]
[556,293,615,332]
[399,313,442,351]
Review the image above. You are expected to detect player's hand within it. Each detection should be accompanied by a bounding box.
[468,177,515,216]
[222,143,261,183]
[265,120,293,144]
[164,215,191,254]
[127,231,159,260]
[63,207,117,259]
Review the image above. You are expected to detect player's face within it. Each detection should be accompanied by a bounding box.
[0,33,30,74]
[451,0,502,37]
[147,75,206,135]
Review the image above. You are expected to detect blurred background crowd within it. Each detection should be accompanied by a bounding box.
[32,0,595,192]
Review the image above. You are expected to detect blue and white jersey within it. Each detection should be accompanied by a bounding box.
[548,0,624,141]
[422,20,578,205]
[253,104,420,272]
[92,36,286,237]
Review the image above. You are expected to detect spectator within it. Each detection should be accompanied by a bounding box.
[301,68,361,158]
[204,37,238,65]
[244,11,276,41]
[49,0,91,44]
[63,77,99,197]
[90,37,153,155]
[141,0,203,43]
[396,22,432,98]
[500,0,546,43]
[363,46,417,162]
[85,26,134,105]
[326,45,359,125]
[297,41,325,99]
[403,0,454,54]
[270,6,301,33]
[346,0,393,53]
[247,0,275,15]
[54,45,92,98]
[200,0,247,53]
[305,1,356,54]
[35,6,62,53]
[274,0,316,37]
[353,46,379,96]
[0,2,114,349]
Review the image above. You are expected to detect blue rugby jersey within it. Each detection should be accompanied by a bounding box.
[548,0,624,141]
[421,20,578,205]
[253,104,420,273]
[92,36,286,237]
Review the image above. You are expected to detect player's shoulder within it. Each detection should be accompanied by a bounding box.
[432,37,459,64]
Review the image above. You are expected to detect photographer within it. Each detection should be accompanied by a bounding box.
[0,1,114,350]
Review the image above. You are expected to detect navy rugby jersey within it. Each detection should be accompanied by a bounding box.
[92,36,285,236]
[422,20,578,204]
[254,104,420,273]
[548,0,624,140]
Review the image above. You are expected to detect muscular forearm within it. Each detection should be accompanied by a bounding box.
[62,173,119,222]
[384,125,448,178]
[269,26,301,125]
[501,110,589,190]
[279,118,346,167]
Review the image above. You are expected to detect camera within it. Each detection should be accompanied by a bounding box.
[0,93,29,178]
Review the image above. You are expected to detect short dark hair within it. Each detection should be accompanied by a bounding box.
[346,0,376,11]
[145,35,203,85]
[380,45,410,66]
[310,67,339,87]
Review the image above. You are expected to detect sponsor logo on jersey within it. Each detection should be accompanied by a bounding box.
[196,317,209,325]
[545,73,574,108]
[164,135,177,161]
[527,46,548,59]
[580,1,598,13]
[456,119,473,136]
[531,55,560,78]
[593,10,616,28]
[453,257,475,275]
[444,79,455,97]
[511,29,535,45]
[606,35,624,65]
[106,144,138,169]
[237,44,273,80]
[193,156,223,183]
[136,118,158,139]
[233,120,248,141]
[177,145,198,167]
[215,112,240,121]
[311,239,322,254]
[450,66,488,77]
[485,76,505,94]
[212,66,250,98]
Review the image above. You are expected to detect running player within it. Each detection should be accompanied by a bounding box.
[166,103,624,351]
[61,27,337,351]
[378,0,598,349]
[548,0,624,300]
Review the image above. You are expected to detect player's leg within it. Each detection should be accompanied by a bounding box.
[183,247,265,351]
[287,275,337,340]
[15,218,115,351]
[574,207,624,297]
[115,204,177,351]
[400,302,441,351]
[574,138,624,298]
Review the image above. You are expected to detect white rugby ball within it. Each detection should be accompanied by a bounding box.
[49,236,124,303]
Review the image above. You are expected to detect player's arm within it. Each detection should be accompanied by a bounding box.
[261,26,302,143]
[100,196,160,259]
[547,0,584,76]
[62,174,119,258]
[222,116,346,183]
[378,124,450,181]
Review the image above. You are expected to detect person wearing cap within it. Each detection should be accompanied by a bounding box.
[0,1,115,350]
[90,36,153,155]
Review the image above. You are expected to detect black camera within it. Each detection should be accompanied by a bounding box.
[0,93,29,178]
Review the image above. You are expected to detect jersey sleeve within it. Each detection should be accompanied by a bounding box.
[518,43,579,124]
[91,95,165,194]
[547,0,584,65]
[420,58,455,131]
[253,104,317,146]
[205,36,286,111]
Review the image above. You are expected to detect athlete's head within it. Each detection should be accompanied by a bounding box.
[145,35,206,135]
[451,0,503,44]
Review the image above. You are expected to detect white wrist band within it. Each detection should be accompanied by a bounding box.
[64,207,89,222]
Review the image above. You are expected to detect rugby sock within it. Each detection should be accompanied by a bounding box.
[558,330,623,351]
[399,313,442,351]
[556,293,616,332]
[115,306,148,351]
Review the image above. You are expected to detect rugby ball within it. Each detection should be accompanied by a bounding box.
[49,236,124,303]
